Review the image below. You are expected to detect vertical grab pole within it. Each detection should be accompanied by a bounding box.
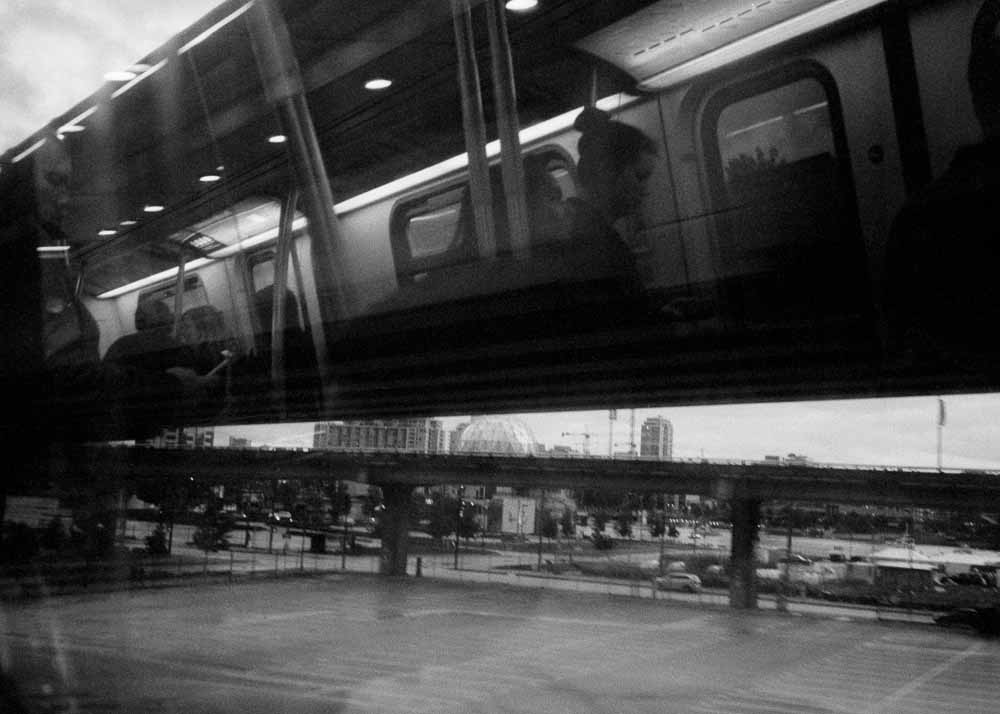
[484,0,530,257]
[246,0,345,403]
[270,190,298,418]
[451,0,496,259]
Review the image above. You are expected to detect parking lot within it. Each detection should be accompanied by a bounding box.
[3,574,999,713]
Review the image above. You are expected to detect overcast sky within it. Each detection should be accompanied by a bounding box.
[7,2,1000,471]
[0,0,226,152]
[213,393,1000,471]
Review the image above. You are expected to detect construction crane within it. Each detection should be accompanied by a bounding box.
[561,429,593,456]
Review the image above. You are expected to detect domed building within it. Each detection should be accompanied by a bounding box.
[452,415,538,456]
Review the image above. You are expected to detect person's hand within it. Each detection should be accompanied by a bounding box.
[166,367,219,396]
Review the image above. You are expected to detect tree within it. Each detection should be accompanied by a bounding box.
[458,505,480,541]
[649,512,666,539]
[560,508,575,538]
[192,499,235,552]
[426,496,457,543]
[145,524,169,555]
[615,516,632,539]
[539,510,559,539]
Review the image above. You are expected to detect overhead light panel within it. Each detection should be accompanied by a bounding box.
[506,0,538,11]
[364,78,393,90]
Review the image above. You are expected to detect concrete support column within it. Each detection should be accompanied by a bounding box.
[729,496,761,609]
[379,483,412,576]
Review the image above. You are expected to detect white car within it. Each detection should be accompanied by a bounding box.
[655,573,702,593]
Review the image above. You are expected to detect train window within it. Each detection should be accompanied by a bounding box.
[138,275,209,318]
[702,68,868,329]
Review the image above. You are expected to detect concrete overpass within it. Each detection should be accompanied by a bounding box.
[36,444,1000,609]
[43,445,1000,510]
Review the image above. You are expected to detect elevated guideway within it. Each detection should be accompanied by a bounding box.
[41,444,1000,510]
[36,444,1000,608]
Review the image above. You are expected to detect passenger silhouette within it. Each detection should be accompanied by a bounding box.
[564,107,657,313]
[884,0,1000,379]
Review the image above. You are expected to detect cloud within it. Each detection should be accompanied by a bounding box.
[0,0,225,152]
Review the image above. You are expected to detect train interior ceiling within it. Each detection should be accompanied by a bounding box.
[5,0,994,429]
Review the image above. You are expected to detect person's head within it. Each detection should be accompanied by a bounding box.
[32,133,72,229]
[135,299,173,332]
[969,0,1000,136]
[574,107,656,220]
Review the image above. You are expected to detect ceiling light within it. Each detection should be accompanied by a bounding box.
[364,78,392,90]
[143,204,165,213]
[506,0,538,10]
[98,229,118,237]
[268,134,287,144]
[120,220,138,226]
[199,174,222,183]
[105,70,137,82]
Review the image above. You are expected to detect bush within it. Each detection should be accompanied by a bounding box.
[2,523,39,562]
[145,524,169,556]
[40,518,67,552]
[592,532,615,550]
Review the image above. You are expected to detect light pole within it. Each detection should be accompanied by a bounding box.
[454,485,464,570]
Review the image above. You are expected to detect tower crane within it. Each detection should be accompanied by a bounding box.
[561,429,593,455]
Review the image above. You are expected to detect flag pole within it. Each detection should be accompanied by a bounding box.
[937,398,945,471]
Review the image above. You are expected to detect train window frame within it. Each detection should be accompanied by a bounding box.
[388,145,578,284]
[697,60,866,326]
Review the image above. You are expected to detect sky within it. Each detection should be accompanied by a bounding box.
[213,392,1000,471]
[6,1,1000,472]
[0,0,227,153]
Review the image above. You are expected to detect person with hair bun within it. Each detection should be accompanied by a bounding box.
[564,106,657,307]
[883,0,1000,379]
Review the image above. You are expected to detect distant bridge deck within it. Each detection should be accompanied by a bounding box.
[44,445,1000,509]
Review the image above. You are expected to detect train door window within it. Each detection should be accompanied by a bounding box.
[702,68,867,329]
[391,184,472,284]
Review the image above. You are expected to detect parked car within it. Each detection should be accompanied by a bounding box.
[267,511,294,525]
[934,607,1000,636]
[828,553,846,563]
[655,573,702,593]
[777,554,812,566]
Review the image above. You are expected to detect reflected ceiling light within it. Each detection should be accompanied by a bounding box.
[119,219,138,226]
[364,77,392,90]
[111,59,168,100]
[12,138,46,163]
[199,173,222,183]
[57,107,97,138]
[505,0,538,10]
[98,229,118,237]
[105,69,137,82]
[268,134,287,144]
[36,245,70,254]
[143,204,165,213]
[178,2,254,54]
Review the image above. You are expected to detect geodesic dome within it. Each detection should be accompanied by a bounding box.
[453,416,537,456]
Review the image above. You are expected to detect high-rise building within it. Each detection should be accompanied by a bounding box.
[639,416,673,459]
[140,426,215,449]
[313,419,446,454]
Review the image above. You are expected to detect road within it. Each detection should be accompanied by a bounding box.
[3,576,998,713]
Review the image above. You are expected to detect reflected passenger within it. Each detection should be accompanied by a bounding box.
[884,0,1000,378]
[567,106,657,306]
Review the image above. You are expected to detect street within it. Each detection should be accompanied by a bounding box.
[3,575,998,713]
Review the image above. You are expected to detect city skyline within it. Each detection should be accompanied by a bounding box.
[213,392,1000,472]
